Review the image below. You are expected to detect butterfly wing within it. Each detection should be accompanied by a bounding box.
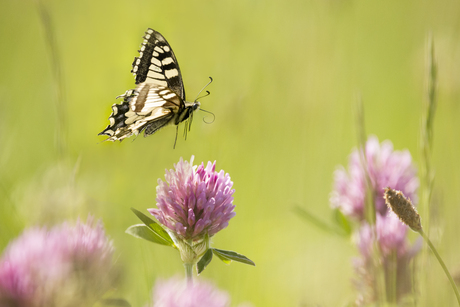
[132,28,186,102]
[98,84,182,141]
[99,28,188,142]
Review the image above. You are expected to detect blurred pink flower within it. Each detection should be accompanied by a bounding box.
[329,136,421,304]
[330,136,419,221]
[0,216,115,307]
[353,214,421,304]
[356,214,410,260]
[150,277,230,307]
[149,156,235,241]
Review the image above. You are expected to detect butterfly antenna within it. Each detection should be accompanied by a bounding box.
[199,108,215,124]
[196,90,211,101]
[193,77,213,102]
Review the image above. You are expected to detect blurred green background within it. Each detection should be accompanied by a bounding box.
[1,0,460,305]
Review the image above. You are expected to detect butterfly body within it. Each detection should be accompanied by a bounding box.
[99,28,201,142]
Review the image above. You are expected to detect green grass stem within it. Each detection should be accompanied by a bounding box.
[420,230,460,306]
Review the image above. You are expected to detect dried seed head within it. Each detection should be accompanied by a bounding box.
[384,187,422,232]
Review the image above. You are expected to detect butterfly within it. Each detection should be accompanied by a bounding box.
[99,28,209,144]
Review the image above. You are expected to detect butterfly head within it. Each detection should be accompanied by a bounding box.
[192,101,201,111]
[182,101,200,118]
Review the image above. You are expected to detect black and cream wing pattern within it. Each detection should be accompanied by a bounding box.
[99,28,200,142]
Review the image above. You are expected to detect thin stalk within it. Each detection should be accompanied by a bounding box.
[419,32,438,305]
[355,96,386,304]
[184,263,193,285]
[420,230,460,306]
[370,234,387,306]
[355,95,376,226]
[420,33,437,236]
[36,0,67,158]
[386,251,397,304]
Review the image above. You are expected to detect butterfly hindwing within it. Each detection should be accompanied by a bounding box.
[131,28,186,101]
[99,84,181,141]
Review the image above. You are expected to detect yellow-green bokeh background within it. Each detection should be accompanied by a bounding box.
[1,0,460,306]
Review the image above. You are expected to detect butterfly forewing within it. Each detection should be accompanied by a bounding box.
[131,28,186,101]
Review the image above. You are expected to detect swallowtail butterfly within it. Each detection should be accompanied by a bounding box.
[99,28,205,143]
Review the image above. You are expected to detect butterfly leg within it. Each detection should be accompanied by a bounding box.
[173,125,179,149]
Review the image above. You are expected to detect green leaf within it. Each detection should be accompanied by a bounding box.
[212,248,255,266]
[125,224,171,246]
[149,223,175,246]
[294,206,349,237]
[333,208,352,236]
[197,248,213,275]
[131,207,156,226]
[130,208,174,246]
[213,250,232,265]
[98,298,131,307]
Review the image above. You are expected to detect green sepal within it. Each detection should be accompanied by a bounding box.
[125,224,171,246]
[212,248,255,266]
[197,248,213,275]
[130,208,175,247]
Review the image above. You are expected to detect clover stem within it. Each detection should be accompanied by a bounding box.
[184,263,193,285]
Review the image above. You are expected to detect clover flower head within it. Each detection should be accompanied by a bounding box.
[149,156,236,242]
[151,277,230,307]
[0,216,115,307]
[330,136,419,221]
